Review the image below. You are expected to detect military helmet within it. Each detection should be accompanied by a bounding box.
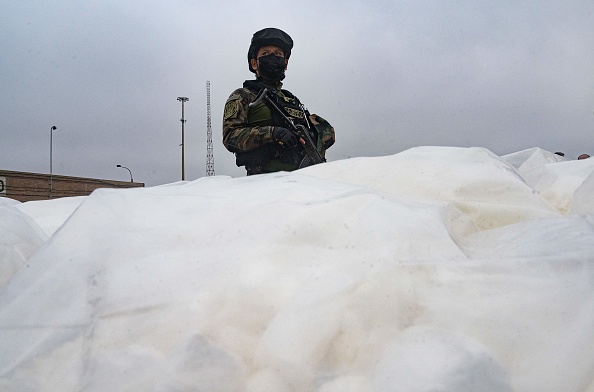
[248,28,293,73]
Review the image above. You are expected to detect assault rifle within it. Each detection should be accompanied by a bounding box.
[249,88,325,168]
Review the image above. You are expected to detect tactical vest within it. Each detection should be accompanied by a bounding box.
[236,80,319,174]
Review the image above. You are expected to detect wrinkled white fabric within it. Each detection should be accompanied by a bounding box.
[1,147,593,392]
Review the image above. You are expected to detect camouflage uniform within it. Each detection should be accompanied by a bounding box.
[223,79,335,175]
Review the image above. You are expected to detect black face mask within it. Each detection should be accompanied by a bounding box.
[257,54,286,81]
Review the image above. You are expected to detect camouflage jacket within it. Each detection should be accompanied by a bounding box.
[223,79,335,173]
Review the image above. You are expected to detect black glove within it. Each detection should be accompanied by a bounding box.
[272,127,298,148]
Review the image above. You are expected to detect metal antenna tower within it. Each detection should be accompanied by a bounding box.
[206,81,215,176]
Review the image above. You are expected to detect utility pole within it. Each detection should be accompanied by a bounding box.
[177,97,189,180]
[206,81,215,176]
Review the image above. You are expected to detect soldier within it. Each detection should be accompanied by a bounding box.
[223,27,335,175]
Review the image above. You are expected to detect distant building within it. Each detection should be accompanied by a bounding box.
[0,170,144,202]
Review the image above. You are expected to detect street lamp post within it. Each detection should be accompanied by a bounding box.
[49,126,57,198]
[116,165,133,182]
[177,97,189,181]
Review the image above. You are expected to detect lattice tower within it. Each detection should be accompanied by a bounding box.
[206,81,215,176]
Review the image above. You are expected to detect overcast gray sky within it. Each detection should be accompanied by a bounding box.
[2,0,593,186]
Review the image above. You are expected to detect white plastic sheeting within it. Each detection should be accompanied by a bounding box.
[1,147,593,392]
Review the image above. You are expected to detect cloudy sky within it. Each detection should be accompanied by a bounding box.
[1,0,593,186]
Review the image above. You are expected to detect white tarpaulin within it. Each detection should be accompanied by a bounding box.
[1,147,593,392]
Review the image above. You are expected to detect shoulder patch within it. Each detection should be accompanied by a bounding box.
[224,99,240,120]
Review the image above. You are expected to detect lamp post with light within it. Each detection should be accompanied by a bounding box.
[116,165,133,182]
[49,126,57,198]
[177,97,189,181]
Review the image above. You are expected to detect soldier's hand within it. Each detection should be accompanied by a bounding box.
[272,127,302,148]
